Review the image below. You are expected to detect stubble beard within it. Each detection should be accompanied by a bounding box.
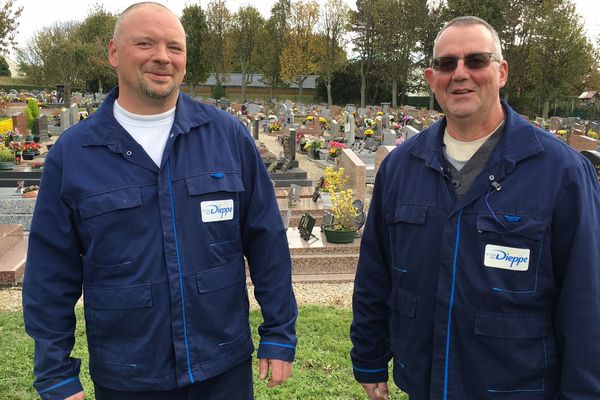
[138,80,176,100]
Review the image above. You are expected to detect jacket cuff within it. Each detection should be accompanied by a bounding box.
[37,376,83,400]
[353,365,389,384]
[257,341,296,362]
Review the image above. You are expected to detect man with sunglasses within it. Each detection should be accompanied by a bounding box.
[351,16,600,400]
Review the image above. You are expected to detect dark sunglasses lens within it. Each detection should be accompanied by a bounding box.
[464,53,492,69]
[434,57,458,72]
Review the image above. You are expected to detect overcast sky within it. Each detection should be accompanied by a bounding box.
[8,0,600,58]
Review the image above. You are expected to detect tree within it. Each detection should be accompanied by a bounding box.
[352,0,378,107]
[280,0,320,99]
[0,55,10,76]
[0,0,22,53]
[17,21,87,106]
[76,4,117,94]
[418,0,446,109]
[317,0,350,106]
[258,0,290,99]
[232,6,264,101]
[205,0,234,89]
[180,3,210,97]
[528,0,593,119]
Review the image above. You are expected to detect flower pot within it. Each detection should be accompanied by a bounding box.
[22,152,35,160]
[322,226,357,244]
[0,161,15,170]
[311,149,320,160]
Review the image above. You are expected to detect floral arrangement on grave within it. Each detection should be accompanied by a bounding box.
[318,116,328,129]
[376,111,384,116]
[0,118,13,135]
[364,129,374,137]
[587,130,599,140]
[304,137,323,151]
[31,161,44,170]
[556,130,568,140]
[23,142,42,154]
[0,147,15,163]
[328,141,347,158]
[268,121,281,133]
[364,118,374,127]
[304,115,314,124]
[328,189,359,232]
[323,166,349,193]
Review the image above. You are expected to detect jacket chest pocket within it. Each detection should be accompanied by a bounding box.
[185,173,244,245]
[385,205,429,285]
[475,214,548,294]
[78,187,143,268]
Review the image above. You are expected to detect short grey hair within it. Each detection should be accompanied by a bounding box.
[113,2,173,40]
[433,16,503,60]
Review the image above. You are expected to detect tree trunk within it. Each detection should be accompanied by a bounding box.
[360,61,366,108]
[391,81,397,108]
[429,88,435,110]
[241,80,247,102]
[64,84,72,107]
[542,100,550,120]
[326,78,332,107]
[98,79,103,94]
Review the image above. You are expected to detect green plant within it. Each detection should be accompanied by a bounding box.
[329,189,358,231]
[24,98,40,132]
[211,82,226,99]
[0,148,15,162]
[323,166,348,193]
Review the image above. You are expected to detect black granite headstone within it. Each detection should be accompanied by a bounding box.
[298,213,316,241]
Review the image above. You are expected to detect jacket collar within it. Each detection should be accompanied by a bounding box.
[81,87,212,147]
[408,100,544,176]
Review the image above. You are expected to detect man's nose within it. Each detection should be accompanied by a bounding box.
[452,59,469,80]
[153,44,171,63]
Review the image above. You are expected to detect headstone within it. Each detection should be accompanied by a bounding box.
[321,211,334,227]
[11,113,28,135]
[550,117,562,131]
[329,105,341,117]
[364,137,378,151]
[375,145,396,177]
[33,115,49,137]
[357,108,367,117]
[253,119,259,140]
[247,103,260,115]
[382,129,396,146]
[402,125,420,140]
[280,209,291,230]
[289,128,296,159]
[590,121,600,133]
[344,113,356,144]
[381,102,391,112]
[338,148,366,202]
[60,109,70,132]
[69,104,78,126]
[330,120,339,135]
[567,134,598,152]
[411,118,424,131]
[289,184,301,206]
[282,134,292,161]
[267,160,278,172]
[346,105,356,113]
[298,213,317,241]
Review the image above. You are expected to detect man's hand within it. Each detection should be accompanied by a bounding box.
[258,358,292,387]
[65,391,84,400]
[361,382,389,400]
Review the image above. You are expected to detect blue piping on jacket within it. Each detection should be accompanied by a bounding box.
[168,160,195,384]
[259,341,296,349]
[443,208,463,400]
[38,377,78,394]
[353,366,387,373]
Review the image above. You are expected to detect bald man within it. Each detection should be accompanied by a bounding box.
[23,3,297,399]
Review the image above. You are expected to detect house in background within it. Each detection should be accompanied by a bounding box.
[187,73,318,101]
[579,91,598,104]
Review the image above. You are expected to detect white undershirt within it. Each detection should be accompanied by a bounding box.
[113,100,175,167]
[443,120,504,162]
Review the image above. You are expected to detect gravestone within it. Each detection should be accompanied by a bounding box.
[375,145,396,177]
[33,115,49,138]
[330,120,339,135]
[60,109,70,132]
[550,117,562,131]
[590,121,600,133]
[280,209,291,230]
[364,137,378,151]
[11,113,28,135]
[344,113,356,144]
[581,150,600,180]
[411,118,424,131]
[69,104,78,126]
[298,213,317,241]
[402,125,420,140]
[381,102,390,112]
[329,105,341,117]
[339,149,366,202]
[247,103,260,115]
[321,109,331,118]
[288,184,301,207]
[382,129,396,146]
[321,211,334,228]
[357,108,367,117]
[253,119,260,140]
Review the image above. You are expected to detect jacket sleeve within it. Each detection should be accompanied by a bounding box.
[235,122,297,362]
[22,142,85,400]
[552,156,600,399]
[350,157,392,383]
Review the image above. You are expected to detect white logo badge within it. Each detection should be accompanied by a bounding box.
[201,199,234,222]
[484,244,530,271]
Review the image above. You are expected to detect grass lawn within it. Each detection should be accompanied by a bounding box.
[0,305,407,399]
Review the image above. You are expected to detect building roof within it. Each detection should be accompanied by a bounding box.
[579,91,597,99]
[201,73,318,89]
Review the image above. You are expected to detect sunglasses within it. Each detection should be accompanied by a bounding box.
[432,52,500,72]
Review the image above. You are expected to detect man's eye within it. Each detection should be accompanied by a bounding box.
[137,42,153,48]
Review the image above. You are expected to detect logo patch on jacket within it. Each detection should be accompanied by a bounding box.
[484,244,530,271]
[201,199,234,222]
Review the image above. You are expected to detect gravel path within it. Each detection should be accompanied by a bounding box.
[0,283,354,313]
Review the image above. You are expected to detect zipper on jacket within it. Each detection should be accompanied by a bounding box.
[167,159,195,384]
[443,208,463,399]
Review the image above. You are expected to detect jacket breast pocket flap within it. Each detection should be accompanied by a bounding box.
[196,261,245,294]
[474,312,550,339]
[476,214,547,241]
[85,285,152,310]
[387,289,417,318]
[78,187,142,219]
[385,205,428,225]
[186,173,245,196]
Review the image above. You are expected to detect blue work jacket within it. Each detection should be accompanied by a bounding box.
[351,102,600,399]
[23,88,297,399]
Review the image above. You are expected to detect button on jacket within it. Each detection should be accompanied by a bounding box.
[350,102,600,399]
[23,88,297,399]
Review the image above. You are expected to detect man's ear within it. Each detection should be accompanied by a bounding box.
[498,60,509,89]
[424,68,435,91]
[108,39,118,69]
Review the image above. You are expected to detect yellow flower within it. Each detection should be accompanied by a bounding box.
[364,129,374,136]
[0,118,13,134]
